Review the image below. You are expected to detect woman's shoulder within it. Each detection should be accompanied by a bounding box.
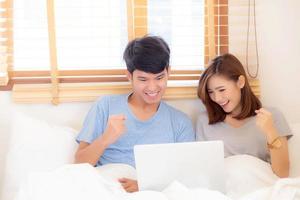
[264,106,280,113]
[263,106,284,118]
[262,106,292,137]
[196,111,209,125]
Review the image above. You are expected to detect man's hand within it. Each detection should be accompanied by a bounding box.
[118,178,139,193]
[102,114,126,146]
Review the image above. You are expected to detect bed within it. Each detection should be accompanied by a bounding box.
[1,109,300,200]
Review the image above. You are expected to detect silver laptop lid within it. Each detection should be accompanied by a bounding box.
[134,141,225,192]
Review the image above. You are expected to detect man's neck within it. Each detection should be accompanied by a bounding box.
[128,94,160,121]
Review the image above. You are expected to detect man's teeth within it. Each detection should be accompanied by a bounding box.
[147,92,158,97]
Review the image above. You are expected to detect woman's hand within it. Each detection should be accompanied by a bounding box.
[119,178,139,193]
[255,108,279,143]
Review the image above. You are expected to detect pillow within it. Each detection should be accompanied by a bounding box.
[1,110,78,200]
[289,123,300,177]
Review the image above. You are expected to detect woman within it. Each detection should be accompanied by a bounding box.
[197,53,292,178]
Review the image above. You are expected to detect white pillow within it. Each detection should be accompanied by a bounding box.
[2,110,78,200]
[289,123,300,177]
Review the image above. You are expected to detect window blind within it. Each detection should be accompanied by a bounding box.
[0,0,12,86]
[13,0,127,71]
[205,0,229,64]
[148,0,204,70]
[0,0,236,103]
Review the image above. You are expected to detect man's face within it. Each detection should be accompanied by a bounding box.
[127,69,169,105]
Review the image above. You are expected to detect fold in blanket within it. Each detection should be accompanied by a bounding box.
[15,163,229,200]
[240,178,300,200]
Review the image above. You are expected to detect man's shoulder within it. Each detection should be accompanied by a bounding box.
[94,94,127,105]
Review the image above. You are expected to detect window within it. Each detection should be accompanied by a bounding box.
[13,0,127,70]
[148,0,204,70]
[0,0,230,103]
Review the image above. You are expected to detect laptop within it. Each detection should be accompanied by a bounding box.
[134,141,225,192]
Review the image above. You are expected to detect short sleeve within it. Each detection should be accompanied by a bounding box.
[271,107,293,139]
[76,97,109,144]
[174,114,195,142]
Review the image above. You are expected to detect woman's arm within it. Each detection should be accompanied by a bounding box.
[256,108,290,177]
[267,133,290,178]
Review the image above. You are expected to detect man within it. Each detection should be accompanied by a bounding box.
[75,36,195,192]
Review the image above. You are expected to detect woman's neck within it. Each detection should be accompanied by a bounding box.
[224,115,250,128]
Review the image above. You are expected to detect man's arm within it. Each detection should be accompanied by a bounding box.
[75,139,109,166]
[75,114,126,166]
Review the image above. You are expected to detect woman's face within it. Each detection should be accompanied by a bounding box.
[207,74,244,116]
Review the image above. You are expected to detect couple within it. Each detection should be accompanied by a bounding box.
[75,36,292,193]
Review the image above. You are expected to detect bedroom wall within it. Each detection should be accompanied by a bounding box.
[229,0,300,124]
[0,92,11,198]
[256,0,300,124]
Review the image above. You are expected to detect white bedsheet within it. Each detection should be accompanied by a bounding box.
[15,155,300,200]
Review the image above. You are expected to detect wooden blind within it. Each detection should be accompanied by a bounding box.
[1,0,238,103]
[0,0,12,87]
[127,0,147,40]
[146,1,204,70]
[205,0,229,64]
[47,0,59,105]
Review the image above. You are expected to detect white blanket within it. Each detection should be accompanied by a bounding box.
[225,155,300,200]
[16,155,300,200]
[240,178,300,200]
[16,163,229,200]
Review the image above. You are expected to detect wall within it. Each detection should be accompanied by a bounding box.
[229,0,300,124]
[0,92,11,198]
[256,0,300,124]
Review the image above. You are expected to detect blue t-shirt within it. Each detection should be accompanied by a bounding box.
[76,94,195,167]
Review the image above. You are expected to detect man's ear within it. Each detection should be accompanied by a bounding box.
[126,70,132,82]
[237,75,246,89]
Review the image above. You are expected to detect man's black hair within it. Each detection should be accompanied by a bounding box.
[123,35,170,74]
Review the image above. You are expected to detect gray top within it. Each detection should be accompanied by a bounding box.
[196,107,292,163]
